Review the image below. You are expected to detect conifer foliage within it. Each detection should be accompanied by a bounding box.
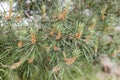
[0,0,120,80]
